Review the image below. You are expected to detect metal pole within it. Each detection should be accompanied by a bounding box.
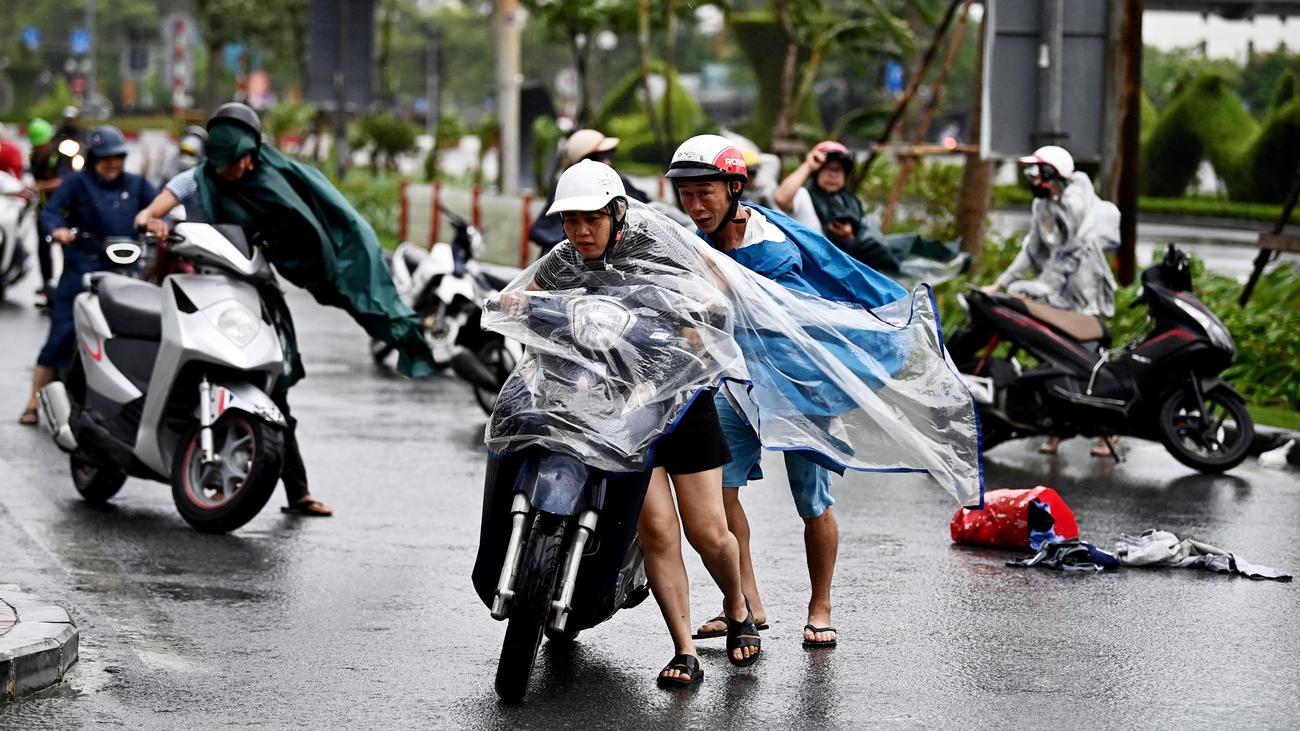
[425,26,441,147]
[333,0,349,180]
[1037,0,1064,145]
[1116,0,1143,285]
[85,0,96,107]
[496,0,522,194]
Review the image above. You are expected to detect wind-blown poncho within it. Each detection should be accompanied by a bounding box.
[482,202,984,507]
[194,121,436,384]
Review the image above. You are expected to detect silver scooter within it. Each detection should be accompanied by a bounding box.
[38,222,288,533]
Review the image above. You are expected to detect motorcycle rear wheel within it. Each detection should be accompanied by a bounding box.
[70,451,126,503]
[171,413,284,533]
[1157,385,1253,473]
[495,513,566,703]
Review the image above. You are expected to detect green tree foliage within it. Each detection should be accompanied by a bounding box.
[1238,50,1300,114]
[266,101,317,142]
[595,61,706,165]
[1271,70,1297,111]
[359,113,419,173]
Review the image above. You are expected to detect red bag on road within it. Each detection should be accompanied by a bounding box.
[950,486,1079,550]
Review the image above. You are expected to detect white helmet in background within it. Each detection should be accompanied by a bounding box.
[1018,145,1075,179]
[564,128,620,165]
[547,159,628,215]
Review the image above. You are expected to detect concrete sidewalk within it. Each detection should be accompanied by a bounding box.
[0,585,78,702]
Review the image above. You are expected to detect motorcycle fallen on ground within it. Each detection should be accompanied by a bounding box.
[472,280,729,703]
[371,206,522,414]
[950,243,1253,472]
[0,171,36,302]
[38,223,290,533]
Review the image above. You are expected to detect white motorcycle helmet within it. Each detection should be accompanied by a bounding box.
[547,159,629,248]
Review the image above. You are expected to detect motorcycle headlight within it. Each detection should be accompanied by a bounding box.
[570,297,633,352]
[1173,296,1234,354]
[58,139,81,157]
[207,302,260,348]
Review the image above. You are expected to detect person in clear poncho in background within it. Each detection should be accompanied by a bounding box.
[489,160,761,687]
[983,145,1121,457]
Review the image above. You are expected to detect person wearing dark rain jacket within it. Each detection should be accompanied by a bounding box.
[135,102,437,517]
[19,126,157,425]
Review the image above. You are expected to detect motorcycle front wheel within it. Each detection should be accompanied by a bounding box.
[1157,385,1253,473]
[70,451,126,503]
[171,413,284,533]
[495,513,567,703]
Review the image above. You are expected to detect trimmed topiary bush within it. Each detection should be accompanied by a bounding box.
[1142,73,1258,198]
[594,61,707,166]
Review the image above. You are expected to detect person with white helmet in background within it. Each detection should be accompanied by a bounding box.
[667,134,916,651]
[156,125,209,184]
[500,158,760,686]
[984,144,1121,456]
[528,128,651,254]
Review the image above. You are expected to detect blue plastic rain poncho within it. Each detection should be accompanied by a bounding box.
[481,202,984,507]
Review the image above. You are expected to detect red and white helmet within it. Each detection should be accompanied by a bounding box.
[1018,145,1075,179]
[665,134,748,182]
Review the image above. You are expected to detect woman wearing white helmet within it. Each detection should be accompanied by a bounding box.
[499,159,760,686]
[985,144,1122,457]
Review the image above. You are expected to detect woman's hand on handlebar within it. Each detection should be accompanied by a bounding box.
[50,227,76,245]
[499,290,529,317]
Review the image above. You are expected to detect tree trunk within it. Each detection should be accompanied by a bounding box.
[206,38,223,112]
[662,0,677,153]
[956,12,992,258]
[637,0,665,161]
[772,0,800,143]
[573,33,592,127]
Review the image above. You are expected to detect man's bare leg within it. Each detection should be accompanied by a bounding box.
[803,507,838,645]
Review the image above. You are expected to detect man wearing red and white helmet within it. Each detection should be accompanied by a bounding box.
[667,133,913,651]
[985,144,1121,457]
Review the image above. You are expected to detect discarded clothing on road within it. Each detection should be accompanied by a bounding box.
[1007,539,1121,572]
[950,487,1079,550]
[1115,529,1292,582]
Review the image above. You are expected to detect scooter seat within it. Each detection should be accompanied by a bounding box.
[98,276,163,340]
[1022,299,1112,348]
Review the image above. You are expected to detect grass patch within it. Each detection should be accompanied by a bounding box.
[1250,404,1300,431]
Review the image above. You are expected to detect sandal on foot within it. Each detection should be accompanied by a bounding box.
[692,614,769,640]
[726,610,762,667]
[281,497,334,516]
[656,653,704,688]
[18,407,38,426]
[802,624,838,648]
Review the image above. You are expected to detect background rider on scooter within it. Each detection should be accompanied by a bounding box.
[982,144,1121,457]
[134,102,437,517]
[19,126,157,427]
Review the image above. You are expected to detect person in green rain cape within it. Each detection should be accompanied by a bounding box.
[137,102,436,516]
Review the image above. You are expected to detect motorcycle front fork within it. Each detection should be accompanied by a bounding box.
[490,492,599,634]
[198,376,219,465]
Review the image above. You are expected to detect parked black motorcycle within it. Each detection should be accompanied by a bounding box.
[950,244,1253,472]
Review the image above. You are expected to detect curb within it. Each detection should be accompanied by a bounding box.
[0,585,79,703]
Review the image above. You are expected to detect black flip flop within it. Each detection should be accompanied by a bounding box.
[726,610,762,667]
[802,624,838,648]
[692,614,769,640]
[656,653,704,688]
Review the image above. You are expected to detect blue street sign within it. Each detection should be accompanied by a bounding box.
[884,61,905,94]
[70,28,91,56]
[22,27,41,51]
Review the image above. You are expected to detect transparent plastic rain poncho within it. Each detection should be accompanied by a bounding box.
[481,202,983,507]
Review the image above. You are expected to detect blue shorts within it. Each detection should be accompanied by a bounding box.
[715,392,834,519]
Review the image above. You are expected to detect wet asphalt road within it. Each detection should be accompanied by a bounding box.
[2,278,1298,728]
